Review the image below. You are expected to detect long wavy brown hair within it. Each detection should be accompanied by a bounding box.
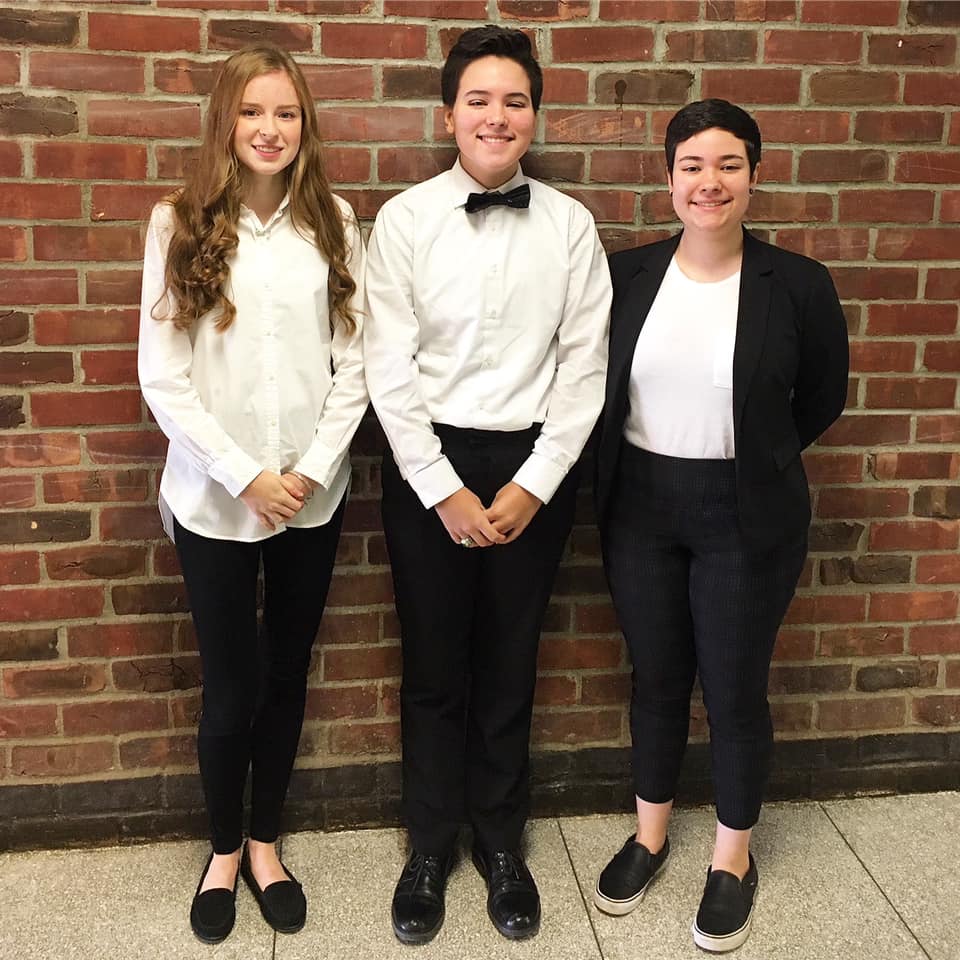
[155,45,356,334]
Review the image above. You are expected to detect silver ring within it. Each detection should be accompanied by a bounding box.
[459,536,477,548]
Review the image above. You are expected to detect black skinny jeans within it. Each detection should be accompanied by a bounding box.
[602,445,806,830]
[174,501,344,853]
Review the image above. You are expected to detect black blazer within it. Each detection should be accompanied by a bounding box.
[595,229,849,553]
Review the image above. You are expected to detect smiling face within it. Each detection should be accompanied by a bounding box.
[232,70,303,185]
[443,55,536,190]
[667,127,759,237]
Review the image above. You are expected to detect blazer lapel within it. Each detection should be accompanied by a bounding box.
[732,229,773,436]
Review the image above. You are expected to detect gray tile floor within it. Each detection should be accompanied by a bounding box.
[1,794,954,960]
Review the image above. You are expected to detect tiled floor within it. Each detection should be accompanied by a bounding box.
[2,793,954,960]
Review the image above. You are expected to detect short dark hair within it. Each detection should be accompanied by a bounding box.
[664,99,762,173]
[440,24,543,112]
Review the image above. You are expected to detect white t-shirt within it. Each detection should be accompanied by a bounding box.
[623,257,739,460]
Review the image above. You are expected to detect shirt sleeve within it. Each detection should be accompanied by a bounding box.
[363,198,464,509]
[137,203,263,498]
[292,200,370,489]
[511,202,612,503]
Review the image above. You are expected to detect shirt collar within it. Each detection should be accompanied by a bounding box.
[449,158,528,210]
[239,192,291,231]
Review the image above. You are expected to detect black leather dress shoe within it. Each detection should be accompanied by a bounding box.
[391,849,455,945]
[190,852,239,944]
[472,847,541,940]
[240,844,307,934]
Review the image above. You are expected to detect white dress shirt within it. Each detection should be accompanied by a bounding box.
[138,194,368,542]
[624,257,738,459]
[363,159,611,508]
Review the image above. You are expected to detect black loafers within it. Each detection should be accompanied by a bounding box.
[692,854,759,953]
[472,847,541,940]
[391,849,455,945]
[594,834,670,915]
[190,852,239,944]
[240,844,307,934]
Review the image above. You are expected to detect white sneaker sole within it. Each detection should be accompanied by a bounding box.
[691,902,754,953]
[593,864,663,916]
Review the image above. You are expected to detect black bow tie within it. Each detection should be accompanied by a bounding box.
[464,183,530,214]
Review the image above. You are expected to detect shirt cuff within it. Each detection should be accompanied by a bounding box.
[512,454,567,505]
[292,448,339,491]
[407,456,464,509]
[208,448,264,499]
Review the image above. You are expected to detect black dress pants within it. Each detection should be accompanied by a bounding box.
[602,445,806,830]
[174,501,344,853]
[381,424,578,855]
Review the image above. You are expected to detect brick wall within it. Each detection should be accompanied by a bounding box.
[1,0,959,845]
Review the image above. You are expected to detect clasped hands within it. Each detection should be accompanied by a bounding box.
[435,482,542,548]
[239,469,317,530]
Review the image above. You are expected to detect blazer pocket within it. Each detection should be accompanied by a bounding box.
[772,433,802,471]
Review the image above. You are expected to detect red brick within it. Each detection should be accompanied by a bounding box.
[910,623,960,655]
[595,70,694,105]
[748,191,833,222]
[878,229,957,261]
[68,621,174,658]
[532,709,621,745]
[329,720,400,755]
[914,695,960,727]
[783,594,866,624]
[553,27,654,62]
[545,110,647,145]
[538,636,622,670]
[869,521,959,551]
[322,23,425,59]
[325,570,394,606]
[98,506,164,544]
[152,58,220,95]
[817,487,909,519]
[317,612,380,646]
[0,626,61,662]
[869,33,956,65]
[0,351,73,385]
[316,107,424,143]
[0,49,18,84]
[543,68,589,104]
[532,674,578,706]
[917,415,960,444]
[770,627,814,660]
[498,0,590,19]
[943,191,960,223]
[112,583,188,617]
[43,470,149,505]
[872,452,959,481]
[0,226,25,262]
[817,697,905,732]
[802,0,899,24]
[323,645,400,681]
[0,705,58,738]
[798,149,887,183]
[855,112,944,144]
[591,150,664,183]
[579,672,631,705]
[2,662,106,698]
[523,151,587,183]
[378,147,458,183]
[926,268,960,300]
[91,185,169,222]
[12,742,114,777]
[152,543,181,577]
[34,226,142,264]
[120,734,196,769]
[208,19,312,51]
[896,152,960,184]
[89,13,200,52]
[702,68,801,103]
[0,433,80,468]
[802,453,864,484]
[865,378,956,410]
[0,183,81,219]
[601,0,699,20]
[0,270,77,307]
[112,655,200,692]
[565,189,636,223]
[756,110,849,144]
[867,304,955,336]
[86,269,142,306]
[870,591,958,622]
[305,683,379,721]
[848,341,916,372]
[63,698,170,736]
[819,626,904,657]
[31,391,141,428]
[666,29,757,61]
[904,74,960,106]
[839,189,935,224]
[917,555,960,584]
[765,29,860,63]
[86,430,167,465]
[301,63,375,102]
[80,349,137,386]
[0,551,39,586]
[331,189,400,221]
[0,142,20,177]
[163,0,268,7]
[830,267,918,300]
[38,311,139,350]
[776,228,869,261]
[810,70,898,105]
[384,0,486,15]
[88,100,200,138]
[951,114,960,145]
[29,52,145,92]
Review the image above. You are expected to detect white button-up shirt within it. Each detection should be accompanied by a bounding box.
[363,160,611,508]
[138,194,368,542]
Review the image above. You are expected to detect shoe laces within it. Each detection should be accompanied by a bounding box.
[490,849,523,880]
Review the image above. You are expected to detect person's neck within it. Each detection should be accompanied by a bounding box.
[242,173,286,225]
[675,228,744,283]
[460,157,519,191]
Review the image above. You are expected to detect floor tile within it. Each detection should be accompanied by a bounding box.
[560,803,927,960]
[276,819,601,960]
[824,791,960,960]
[0,840,273,960]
